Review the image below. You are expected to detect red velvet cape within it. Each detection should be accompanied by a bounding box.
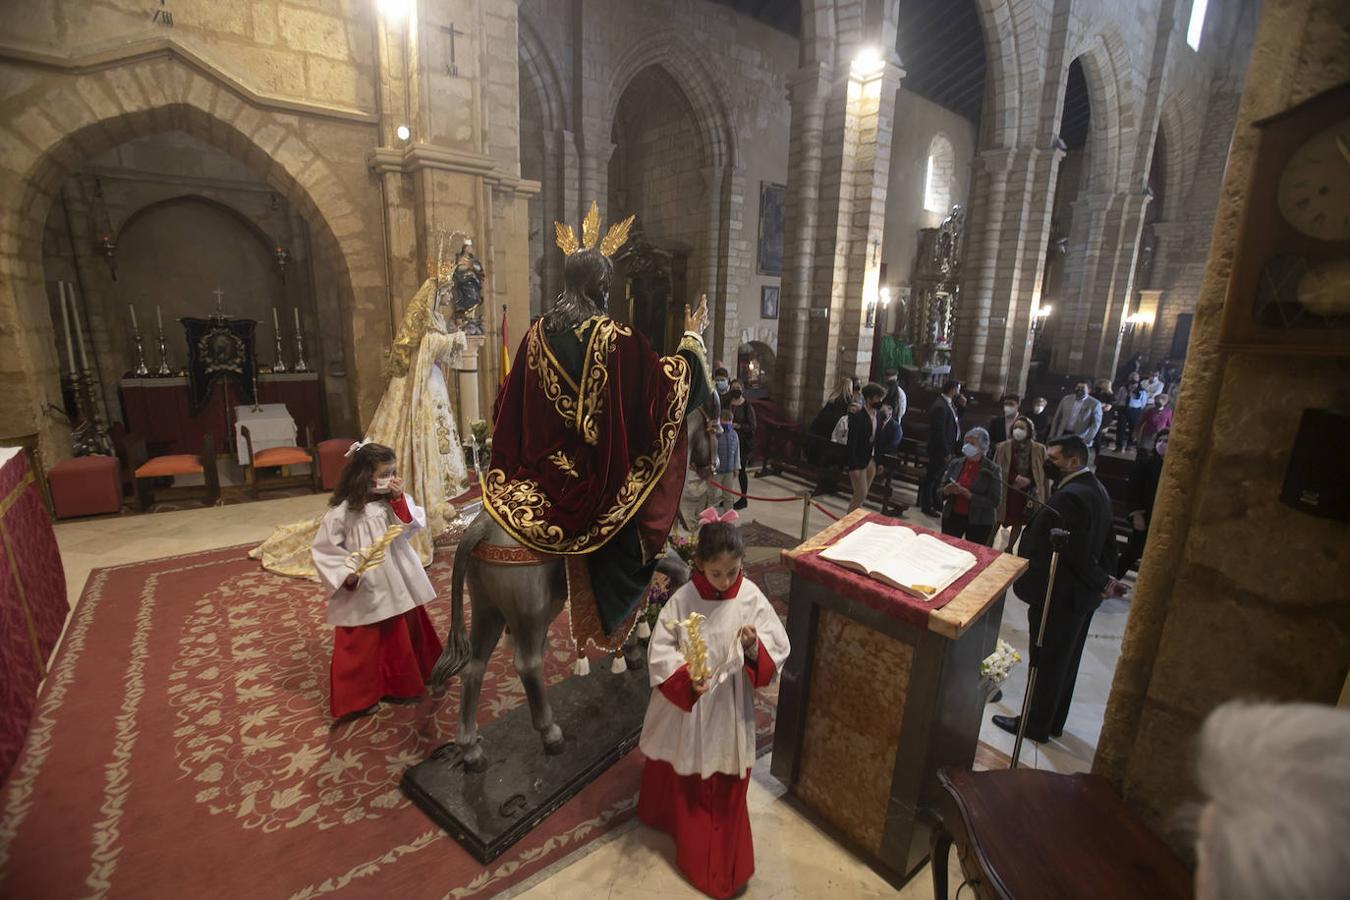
[484,316,692,558]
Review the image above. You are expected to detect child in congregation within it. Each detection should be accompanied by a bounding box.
[311,440,443,720]
[712,407,741,510]
[638,507,791,899]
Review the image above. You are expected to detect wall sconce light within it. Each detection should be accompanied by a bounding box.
[1121,310,1154,336]
[395,123,411,142]
[274,245,290,284]
[1031,304,1052,332]
[865,285,892,330]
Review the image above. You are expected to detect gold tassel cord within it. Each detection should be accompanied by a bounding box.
[346,523,406,576]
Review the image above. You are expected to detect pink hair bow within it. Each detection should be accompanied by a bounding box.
[697,507,740,526]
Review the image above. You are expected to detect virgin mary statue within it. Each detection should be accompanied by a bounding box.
[250,244,475,576]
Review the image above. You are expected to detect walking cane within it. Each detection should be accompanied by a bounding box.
[1010,526,1070,768]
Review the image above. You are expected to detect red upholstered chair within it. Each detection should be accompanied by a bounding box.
[241,425,318,499]
[316,438,356,491]
[129,434,220,512]
[47,455,123,519]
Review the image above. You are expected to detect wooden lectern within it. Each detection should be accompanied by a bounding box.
[770,509,1028,884]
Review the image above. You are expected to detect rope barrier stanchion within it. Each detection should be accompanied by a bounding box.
[800,490,811,541]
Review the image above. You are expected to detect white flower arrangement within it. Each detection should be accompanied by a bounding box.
[980,639,1022,687]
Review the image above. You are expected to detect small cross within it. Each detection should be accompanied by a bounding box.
[440,23,465,77]
[213,286,224,315]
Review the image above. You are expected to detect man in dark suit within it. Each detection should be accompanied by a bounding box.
[922,379,963,516]
[993,435,1126,743]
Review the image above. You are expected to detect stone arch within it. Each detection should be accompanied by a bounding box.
[972,0,1030,150]
[0,57,381,457]
[1069,38,1125,193]
[605,32,737,171]
[517,15,570,135]
[115,194,278,253]
[1157,91,1197,221]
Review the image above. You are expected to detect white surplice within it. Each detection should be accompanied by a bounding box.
[640,578,791,779]
[311,493,437,627]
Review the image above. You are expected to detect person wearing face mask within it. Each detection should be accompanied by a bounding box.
[727,379,756,511]
[993,414,1048,552]
[844,383,886,512]
[713,366,731,399]
[1114,377,1148,452]
[1117,428,1167,578]
[1135,393,1173,452]
[938,427,1003,544]
[1047,380,1103,448]
[987,393,1022,445]
[1028,397,1051,442]
[882,369,908,422]
[993,435,1126,744]
[808,376,857,464]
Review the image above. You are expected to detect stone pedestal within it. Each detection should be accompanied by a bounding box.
[456,334,486,435]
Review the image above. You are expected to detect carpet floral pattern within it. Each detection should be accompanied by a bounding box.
[0,520,798,898]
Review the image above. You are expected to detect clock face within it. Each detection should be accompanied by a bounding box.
[1276,116,1350,241]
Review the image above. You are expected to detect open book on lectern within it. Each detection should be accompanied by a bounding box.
[819,522,978,600]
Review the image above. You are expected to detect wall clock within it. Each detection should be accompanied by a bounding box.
[1221,81,1350,354]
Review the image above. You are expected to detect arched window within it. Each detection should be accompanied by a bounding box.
[924,134,955,213]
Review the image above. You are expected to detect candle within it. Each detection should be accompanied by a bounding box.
[128,304,138,332]
[59,282,76,377]
[272,307,280,331]
[156,305,163,332]
[70,286,90,371]
[293,307,301,332]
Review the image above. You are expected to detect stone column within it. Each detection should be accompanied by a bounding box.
[952,145,1063,395]
[774,64,831,421]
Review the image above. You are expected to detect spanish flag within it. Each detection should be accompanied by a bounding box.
[499,304,511,386]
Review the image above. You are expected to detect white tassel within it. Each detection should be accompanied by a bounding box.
[637,620,651,639]
[610,654,627,674]
[573,655,590,677]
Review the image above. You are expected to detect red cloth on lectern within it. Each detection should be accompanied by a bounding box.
[798,513,1004,629]
[483,318,693,559]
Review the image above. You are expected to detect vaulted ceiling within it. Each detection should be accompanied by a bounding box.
[706,0,988,123]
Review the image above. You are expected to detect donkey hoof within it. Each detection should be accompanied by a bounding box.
[462,743,488,772]
[542,725,565,754]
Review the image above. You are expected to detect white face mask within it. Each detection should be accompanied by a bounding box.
[1012,427,1028,441]
[1004,404,1018,415]
[961,443,980,459]
[374,475,394,493]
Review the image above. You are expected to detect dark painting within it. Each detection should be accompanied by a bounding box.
[757,181,786,276]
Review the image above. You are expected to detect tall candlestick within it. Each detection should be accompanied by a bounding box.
[272,307,280,331]
[70,286,91,371]
[59,282,76,377]
[156,305,163,331]
[128,304,138,332]
[293,307,301,331]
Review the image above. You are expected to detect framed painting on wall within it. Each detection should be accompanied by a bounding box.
[757,182,786,276]
[761,285,780,320]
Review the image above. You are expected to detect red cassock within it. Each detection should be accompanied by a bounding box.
[326,495,444,718]
[638,571,781,899]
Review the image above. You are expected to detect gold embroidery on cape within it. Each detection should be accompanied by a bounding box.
[528,318,633,447]
[484,352,692,554]
[549,450,580,478]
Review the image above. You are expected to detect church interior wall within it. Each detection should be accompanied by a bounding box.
[880,91,977,327]
[1095,0,1350,855]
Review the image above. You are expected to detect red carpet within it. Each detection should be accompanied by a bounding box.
[0,522,794,898]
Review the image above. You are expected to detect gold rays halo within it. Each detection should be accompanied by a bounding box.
[554,201,635,259]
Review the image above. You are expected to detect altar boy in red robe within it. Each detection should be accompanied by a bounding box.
[638,509,791,898]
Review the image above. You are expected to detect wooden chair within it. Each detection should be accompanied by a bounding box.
[129,434,220,512]
[240,424,318,500]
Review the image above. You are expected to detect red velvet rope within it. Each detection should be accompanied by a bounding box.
[811,501,842,521]
[705,476,801,503]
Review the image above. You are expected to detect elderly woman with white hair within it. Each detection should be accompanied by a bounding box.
[1195,701,1350,900]
[939,426,1003,545]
